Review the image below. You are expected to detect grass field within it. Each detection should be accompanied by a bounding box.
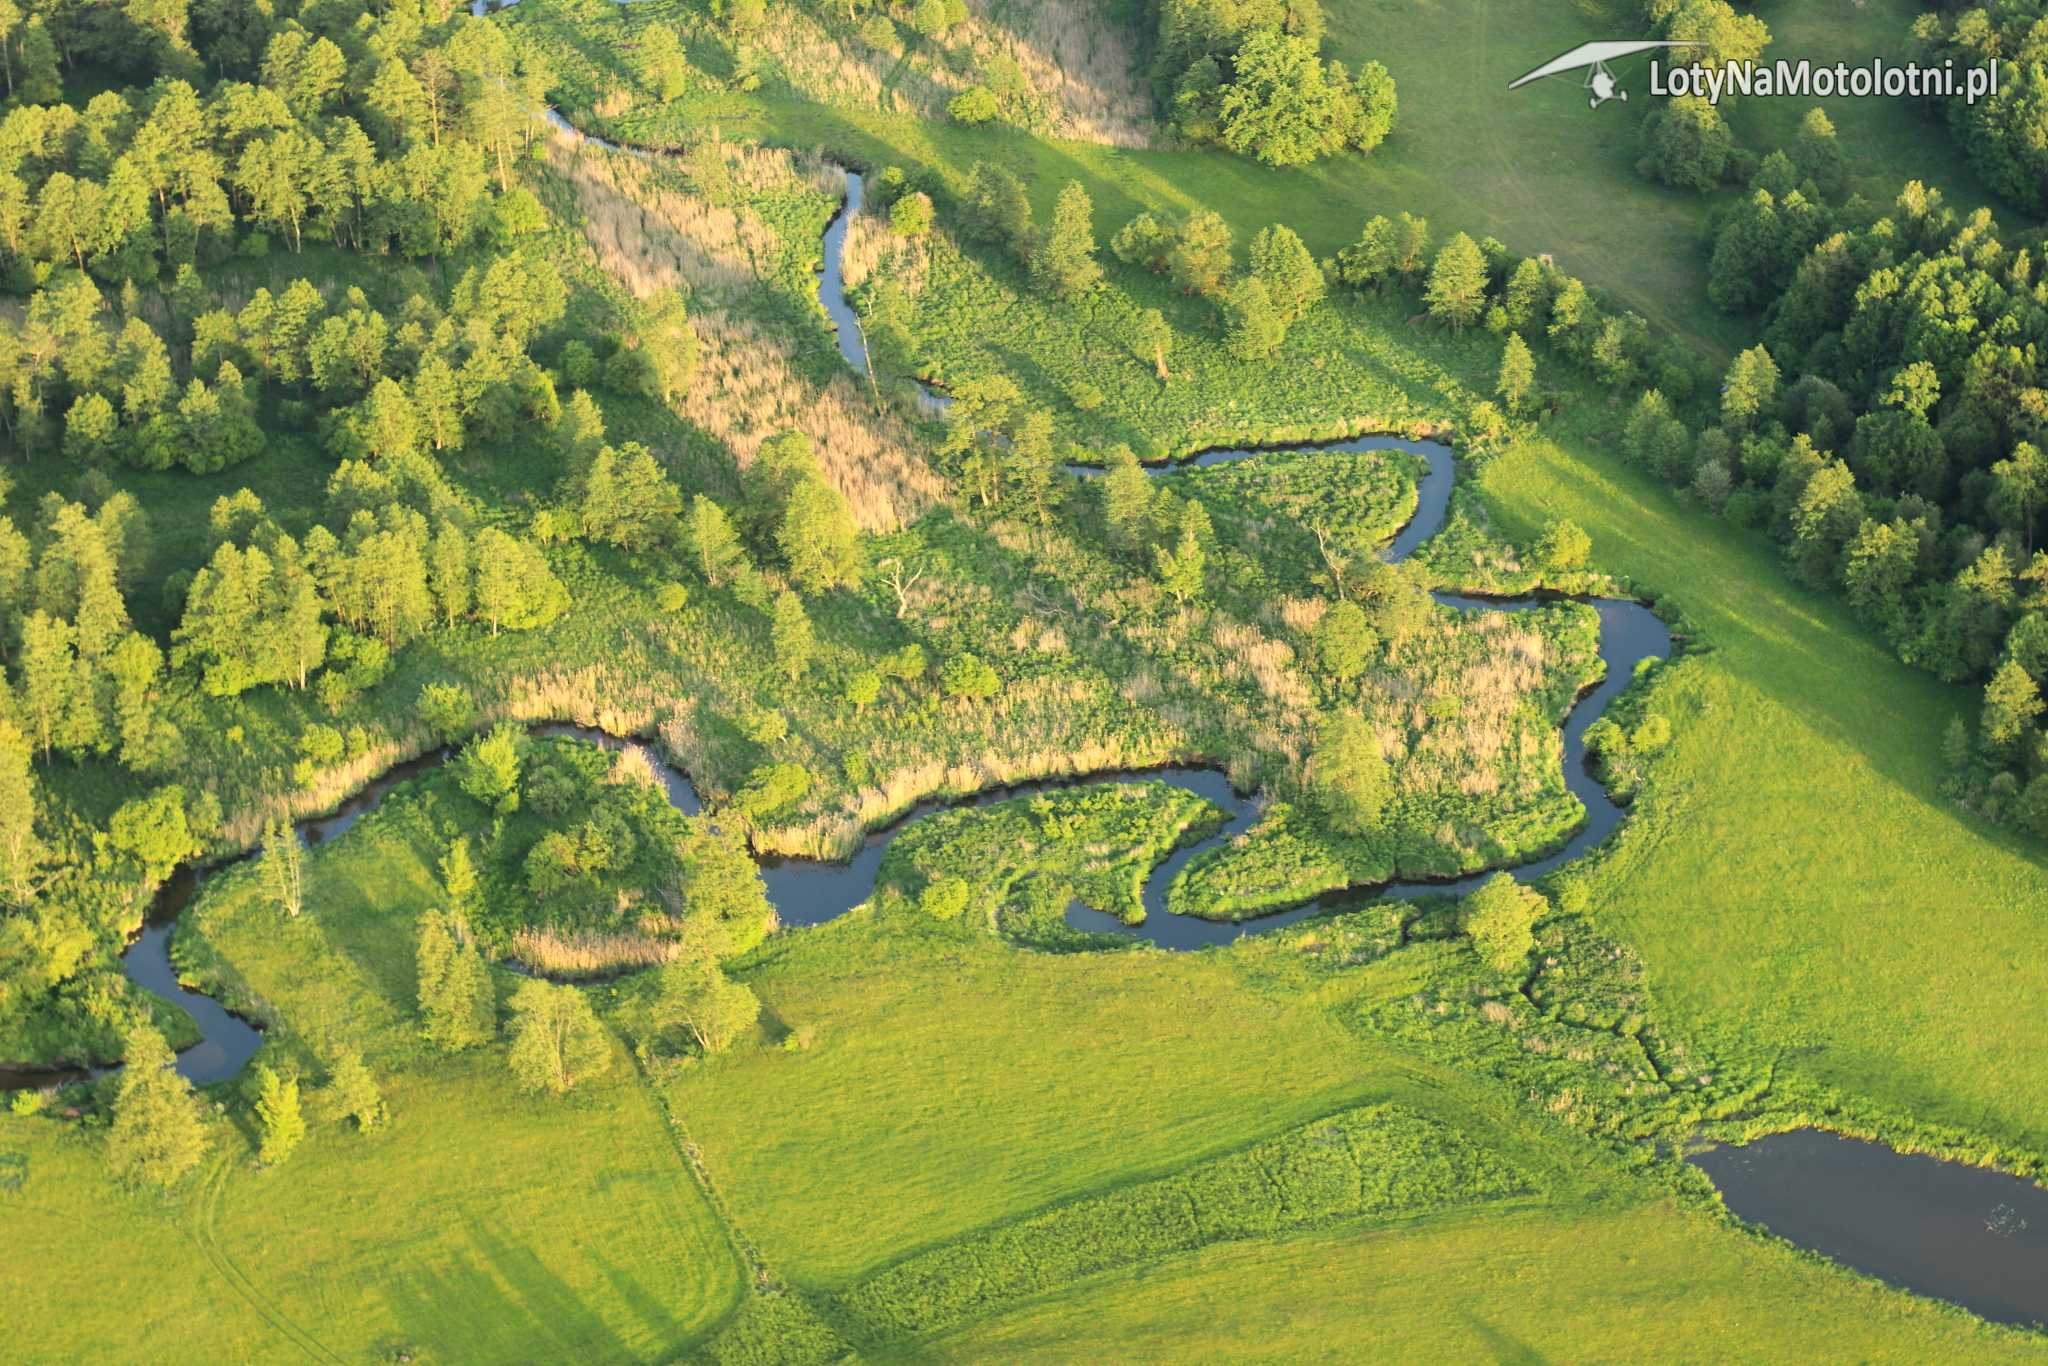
[914,1203,2045,1362]
[1475,417,2048,1150]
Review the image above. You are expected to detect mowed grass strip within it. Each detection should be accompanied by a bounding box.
[830,1102,1530,1345]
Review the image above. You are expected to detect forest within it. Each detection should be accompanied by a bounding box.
[3,0,2048,1360]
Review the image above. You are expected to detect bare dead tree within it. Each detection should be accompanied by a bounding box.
[877,556,925,619]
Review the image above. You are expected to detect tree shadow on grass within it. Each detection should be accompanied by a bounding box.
[380,1216,641,1363]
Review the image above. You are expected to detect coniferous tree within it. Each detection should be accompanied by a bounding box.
[1497,333,1536,414]
[1101,445,1153,552]
[1133,309,1172,380]
[1425,232,1489,333]
[1248,224,1323,324]
[322,1048,386,1131]
[0,717,41,908]
[1154,502,1208,605]
[471,529,566,635]
[1033,181,1101,299]
[1167,210,1232,296]
[106,1023,208,1188]
[417,909,495,1050]
[770,590,815,681]
[251,1063,306,1165]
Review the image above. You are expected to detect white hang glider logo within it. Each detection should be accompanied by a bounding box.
[1509,40,1698,108]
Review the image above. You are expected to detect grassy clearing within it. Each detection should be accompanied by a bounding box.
[911,1202,2048,1362]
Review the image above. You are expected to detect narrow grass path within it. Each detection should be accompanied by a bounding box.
[188,1156,346,1365]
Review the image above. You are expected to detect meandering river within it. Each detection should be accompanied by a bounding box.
[8,120,2036,1339]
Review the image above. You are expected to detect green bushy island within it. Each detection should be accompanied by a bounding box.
[4,0,2048,1359]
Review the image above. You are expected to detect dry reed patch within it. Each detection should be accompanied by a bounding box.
[685,310,944,531]
[552,137,944,530]
[842,209,925,293]
[512,927,676,978]
[956,0,1156,148]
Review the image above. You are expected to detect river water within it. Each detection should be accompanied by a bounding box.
[1691,1131,2048,1330]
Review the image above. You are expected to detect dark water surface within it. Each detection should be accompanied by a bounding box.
[1691,1130,2048,1330]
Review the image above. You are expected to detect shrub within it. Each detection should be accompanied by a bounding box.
[947,85,998,125]
[919,876,971,919]
[890,192,934,237]
[859,14,898,52]
[1459,875,1546,974]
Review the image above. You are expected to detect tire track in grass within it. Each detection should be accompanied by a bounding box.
[189,1155,344,1364]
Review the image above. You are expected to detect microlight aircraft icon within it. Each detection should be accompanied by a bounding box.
[1507,40,1699,108]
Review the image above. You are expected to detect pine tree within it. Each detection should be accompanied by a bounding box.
[441,837,478,913]
[1154,504,1207,605]
[1033,181,1102,299]
[411,357,463,452]
[260,814,303,918]
[429,521,471,628]
[1249,224,1324,324]
[1101,445,1153,552]
[106,1023,209,1188]
[690,495,745,586]
[1222,277,1285,360]
[418,910,496,1050]
[1497,333,1536,414]
[359,378,417,459]
[962,162,1033,251]
[17,612,84,759]
[251,1063,306,1166]
[1167,210,1232,295]
[0,717,42,908]
[471,530,566,635]
[322,1048,386,1131]
[507,979,613,1095]
[770,590,815,681]
[1133,309,1172,380]
[1425,232,1489,332]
